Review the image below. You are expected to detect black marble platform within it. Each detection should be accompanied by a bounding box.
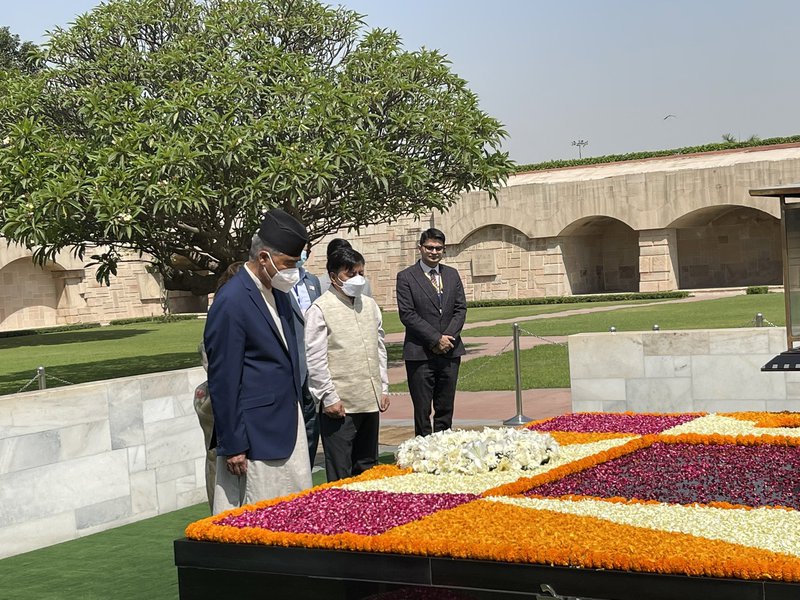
[174,538,800,600]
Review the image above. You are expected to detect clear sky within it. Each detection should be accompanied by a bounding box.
[5,0,800,164]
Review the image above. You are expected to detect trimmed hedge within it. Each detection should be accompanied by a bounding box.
[465,291,689,308]
[0,314,203,338]
[514,135,800,173]
[745,286,769,295]
[107,314,203,325]
[0,322,102,339]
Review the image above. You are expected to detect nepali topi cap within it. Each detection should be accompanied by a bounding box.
[257,208,308,257]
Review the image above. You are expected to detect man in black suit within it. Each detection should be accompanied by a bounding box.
[396,228,467,436]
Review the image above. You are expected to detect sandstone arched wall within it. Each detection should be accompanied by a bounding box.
[3,146,800,326]
[0,240,199,331]
[673,206,781,289]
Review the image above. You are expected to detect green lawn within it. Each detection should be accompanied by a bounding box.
[0,294,783,396]
[0,459,386,600]
[389,343,570,392]
[464,293,785,337]
[0,319,205,395]
[0,300,651,395]
[0,503,208,600]
[388,294,783,392]
[380,297,668,334]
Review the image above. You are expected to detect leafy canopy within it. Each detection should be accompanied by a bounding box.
[0,0,513,294]
[0,26,39,74]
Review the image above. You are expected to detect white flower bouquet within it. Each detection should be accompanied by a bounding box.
[396,427,560,475]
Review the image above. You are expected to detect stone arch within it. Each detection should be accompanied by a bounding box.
[559,216,640,294]
[449,217,533,248]
[0,257,67,330]
[446,223,545,301]
[668,206,780,289]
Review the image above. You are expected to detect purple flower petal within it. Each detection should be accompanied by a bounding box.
[215,489,477,536]
[527,442,800,509]
[530,413,700,435]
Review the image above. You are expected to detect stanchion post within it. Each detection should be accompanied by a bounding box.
[504,323,532,426]
[37,366,47,390]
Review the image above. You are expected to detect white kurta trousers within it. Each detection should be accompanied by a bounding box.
[212,403,312,514]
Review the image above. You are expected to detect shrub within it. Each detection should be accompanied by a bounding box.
[108,314,202,325]
[0,322,101,339]
[514,134,800,173]
[465,291,689,308]
[746,286,769,295]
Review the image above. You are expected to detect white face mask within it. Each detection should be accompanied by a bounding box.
[338,274,366,298]
[264,253,300,293]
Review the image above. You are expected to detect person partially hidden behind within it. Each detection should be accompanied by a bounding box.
[289,243,323,466]
[305,247,390,481]
[395,228,467,437]
[193,261,242,512]
[203,208,312,513]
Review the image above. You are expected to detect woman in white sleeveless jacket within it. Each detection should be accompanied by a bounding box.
[304,247,390,481]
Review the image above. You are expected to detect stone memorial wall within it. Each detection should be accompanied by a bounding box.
[0,367,208,559]
[569,328,799,413]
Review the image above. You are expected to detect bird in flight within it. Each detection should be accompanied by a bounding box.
[663,114,677,120]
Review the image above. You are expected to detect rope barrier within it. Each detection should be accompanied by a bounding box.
[16,374,39,394]
[517,326,567,347]
[457,337,514,384]
[15,368,74,393]
[739,313,777,328]
[388,337,514,396]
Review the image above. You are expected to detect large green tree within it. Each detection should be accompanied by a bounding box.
[0,0,513,294]
[0,26,39,74]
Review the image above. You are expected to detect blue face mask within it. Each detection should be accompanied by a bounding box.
[297,249,308,269]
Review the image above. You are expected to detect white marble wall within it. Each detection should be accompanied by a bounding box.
[0,367,208,559]
[569,328,799,413]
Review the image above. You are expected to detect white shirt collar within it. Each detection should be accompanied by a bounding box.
[418,260,440,275]
[244,263,273,297]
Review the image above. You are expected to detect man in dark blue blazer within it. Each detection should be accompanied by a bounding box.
[396,228,467,436]
[204,208,312,513]
[289,243,323,466]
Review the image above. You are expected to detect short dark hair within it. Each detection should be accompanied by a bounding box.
[419,228,446,246]
[326,238,352,257]
[216,261,243,292]
[327,247,364,277]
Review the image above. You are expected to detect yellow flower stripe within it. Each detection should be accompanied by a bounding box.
[546,430,638,445]
[721,411,800,429]
[662,413,800,438]
[660,432,800,447]
[341,470,524,495]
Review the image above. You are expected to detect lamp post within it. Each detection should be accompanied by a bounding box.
[571,139,588,159]
[749,184,800,370]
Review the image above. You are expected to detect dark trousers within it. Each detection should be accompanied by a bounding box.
[406,356,461,437]
[301,379,320,467]
[320,411,380,482]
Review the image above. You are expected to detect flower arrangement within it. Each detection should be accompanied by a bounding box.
[395,427,560,475]
[185,412,800,584]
